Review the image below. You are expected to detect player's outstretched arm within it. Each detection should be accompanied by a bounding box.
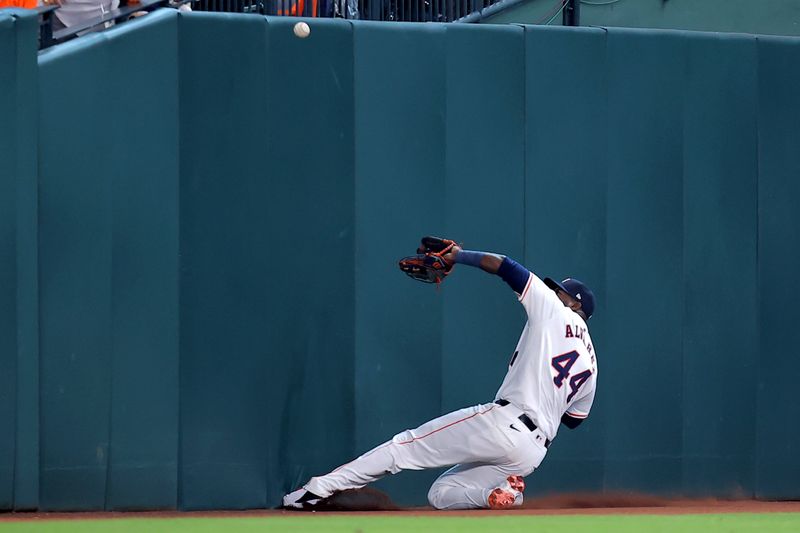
[444,245,531,294]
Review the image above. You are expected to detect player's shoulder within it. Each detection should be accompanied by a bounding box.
[521,272,560,305]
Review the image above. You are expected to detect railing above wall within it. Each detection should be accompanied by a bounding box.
[196,0,497,21]
[196,0,579,24]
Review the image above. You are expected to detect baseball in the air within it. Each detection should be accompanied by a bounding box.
[293,22,311,39]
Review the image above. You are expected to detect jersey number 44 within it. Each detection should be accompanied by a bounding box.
[551,351,591,402]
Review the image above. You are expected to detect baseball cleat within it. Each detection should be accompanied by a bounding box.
[487,487,516,509]
[508,475,525,492]
[487,475,525,510]
[282,488,322,510]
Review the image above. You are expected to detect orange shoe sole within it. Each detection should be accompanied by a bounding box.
[487,488,516,509]
[508,475,525,492]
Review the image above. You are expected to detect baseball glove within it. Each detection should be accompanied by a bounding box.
[398,236,457,284]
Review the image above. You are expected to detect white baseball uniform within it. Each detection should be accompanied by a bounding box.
[303,270,598,509]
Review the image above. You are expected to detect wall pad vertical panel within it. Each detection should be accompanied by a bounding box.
[178,13,270,510]
[10,9,40,511]
[524,25,608,496]
[353,22,447,505]
[0,13,19,510]
[681,32,758,497]
[604,28,685,494]
[756,35,800,500]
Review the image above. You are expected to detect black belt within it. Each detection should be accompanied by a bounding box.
[495,399,551,448]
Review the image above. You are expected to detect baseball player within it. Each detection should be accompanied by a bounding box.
[283,238,597,510]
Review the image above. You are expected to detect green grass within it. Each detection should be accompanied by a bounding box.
[1,514,799,533]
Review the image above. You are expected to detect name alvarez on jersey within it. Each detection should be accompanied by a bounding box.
[565,323,595,362]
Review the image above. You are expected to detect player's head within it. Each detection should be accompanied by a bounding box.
[543,278,595,321]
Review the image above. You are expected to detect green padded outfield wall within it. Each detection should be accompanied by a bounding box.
[1,10,800,509]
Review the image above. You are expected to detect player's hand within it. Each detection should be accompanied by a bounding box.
[400,237,459,284]
[442,244,461,266]
[417,236,459,266]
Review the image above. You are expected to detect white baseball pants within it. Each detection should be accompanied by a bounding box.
[304,402,548,509]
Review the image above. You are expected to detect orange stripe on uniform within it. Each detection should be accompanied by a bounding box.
[331,440,394,473]
[332,406,499,473]
[398,405,496,445]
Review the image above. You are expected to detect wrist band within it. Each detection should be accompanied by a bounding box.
[454,250,486,267]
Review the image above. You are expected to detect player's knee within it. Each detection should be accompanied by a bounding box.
[427,486,444,509]
[391,429,414,445]
[427,481,450,510]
